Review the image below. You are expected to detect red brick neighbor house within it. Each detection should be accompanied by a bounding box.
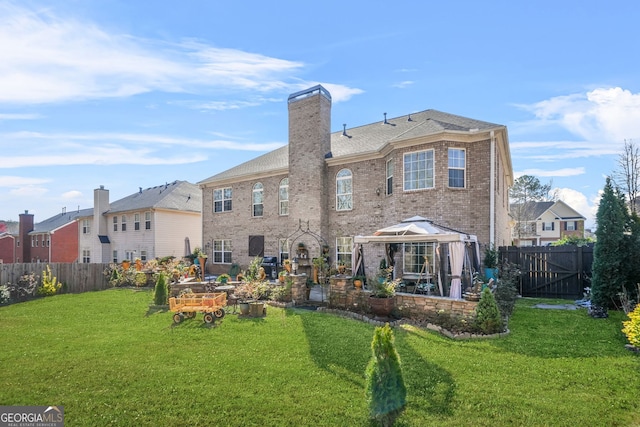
[199,85,514,278]
[510,200,586,246]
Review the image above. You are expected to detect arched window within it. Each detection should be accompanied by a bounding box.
[336,169,353,211]
[279,178,289,216]
[252,182,263,217]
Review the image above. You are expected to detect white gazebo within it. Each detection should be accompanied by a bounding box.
[354,216,480,298]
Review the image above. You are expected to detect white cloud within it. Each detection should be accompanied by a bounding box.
[554,187,596,229]
[517,87,640,144]
[0,3,361,105]
[0,131,285,168]
[516,167,585,178]
[0,113,41,120]
[9,185,47,197]
[61,190,83,199]
[392,81,414,89]
[0,175,50,186]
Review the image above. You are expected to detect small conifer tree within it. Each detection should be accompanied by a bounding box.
[154,273,168,306]
[365,323,406,427]
[475,287,502,334]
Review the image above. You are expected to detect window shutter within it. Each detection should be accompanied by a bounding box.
[552,222,555,231]
[248,235,264,257]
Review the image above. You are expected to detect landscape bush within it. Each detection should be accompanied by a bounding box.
[365,323,406,427]
[37,265,62,296]
[154,273,168,306]
[622,303,640,348]
[475,287,503,334]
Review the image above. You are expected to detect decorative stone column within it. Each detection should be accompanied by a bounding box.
[290,274,308,305]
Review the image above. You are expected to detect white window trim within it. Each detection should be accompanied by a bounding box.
[214,187,233,213]
[403,149,435,191]
[336,169,353,211]
[252,183,264,218]
[279,178,289,216]
[386,158,394,195]
[447,148,466,189]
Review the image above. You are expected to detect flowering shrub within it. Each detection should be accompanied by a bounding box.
[38,265,62,296]
[622,303,640,348]
[0,285,10,304]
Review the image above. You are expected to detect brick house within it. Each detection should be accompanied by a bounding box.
[0,220,19,263]
[199,85,513,278]
[510,200,586,246]
[77,181,202,263]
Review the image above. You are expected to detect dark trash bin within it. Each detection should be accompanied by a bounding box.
[261,256,278,280]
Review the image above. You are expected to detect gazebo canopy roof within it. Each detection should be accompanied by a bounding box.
[354,216,477,244]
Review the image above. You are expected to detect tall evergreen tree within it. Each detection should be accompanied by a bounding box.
[591,178,629,309]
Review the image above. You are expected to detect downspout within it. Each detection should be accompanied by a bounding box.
[490,130,496,246]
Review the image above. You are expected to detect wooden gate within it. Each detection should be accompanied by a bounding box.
[499,245,593,299]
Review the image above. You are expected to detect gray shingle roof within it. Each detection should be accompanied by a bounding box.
[510,201,555,221]
[107,180,202,214]
[200,109,502,184]
[32,208,93,233]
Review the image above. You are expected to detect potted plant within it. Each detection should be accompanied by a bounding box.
[216,273,231,284]
[278,270,287,283]
[483,245,499,280]
[353,275,366,290]
[369,267,399,318]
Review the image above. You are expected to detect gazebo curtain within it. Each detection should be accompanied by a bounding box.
[448,241,465,299]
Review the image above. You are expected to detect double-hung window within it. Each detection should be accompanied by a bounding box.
[386,159,394,195]
[214,188,232,213]
[121,215,127,231]
[403,150,434,191]
[213,240,232,263]
[113,216,118,232]
[448,148,465,188]
[279,178,289,216]
[336,237,353,268]
[134,213,140,231]
[145,212,151,230]
[252,183,264,217]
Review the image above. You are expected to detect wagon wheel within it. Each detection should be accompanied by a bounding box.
[186,311,197,319]
[173,313,184,324]
[203,313,215,324]
[213,308,225,319]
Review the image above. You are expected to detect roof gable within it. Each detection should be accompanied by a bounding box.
[32,208,93,233]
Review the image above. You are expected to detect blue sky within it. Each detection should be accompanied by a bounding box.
[1,0,639,229]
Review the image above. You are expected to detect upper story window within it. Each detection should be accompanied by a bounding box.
[113,216,118,232]
[336,169,353,211]
[82,219,91,234]
[386,159,394,195]
[252,183,264,217]
[279,178,289,216]
[404,150,434,191]
[145,212,151,230]
[121,215,127,232]
[542,222,555,231]
[448,148,466,188]
[214,188,233,213]
[134,213,140,231]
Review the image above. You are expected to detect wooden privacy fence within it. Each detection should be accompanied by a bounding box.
[499,245,594,299]
[0,263,111,293]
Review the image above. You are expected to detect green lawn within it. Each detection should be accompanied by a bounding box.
[0,289,639,426]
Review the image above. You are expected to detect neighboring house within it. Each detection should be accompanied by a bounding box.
[199,85,513,276]
[510,200,586,246]
[2,181,202,264]
[78,181,202,263]
[28,208,92,263]
[0,220,19,263]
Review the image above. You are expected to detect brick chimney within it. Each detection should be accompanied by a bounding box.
[287,85,332,241]
[18,210,34,263]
